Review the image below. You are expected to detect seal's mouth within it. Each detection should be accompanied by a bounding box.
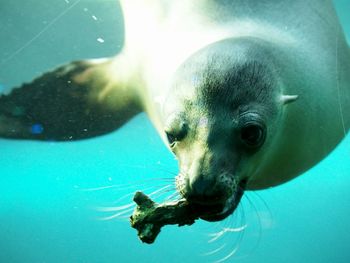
[188,181,245,222]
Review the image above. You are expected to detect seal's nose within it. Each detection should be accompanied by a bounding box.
[190,175,212,195]
[185,174,224,204]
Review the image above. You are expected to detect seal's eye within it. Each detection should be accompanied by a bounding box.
[165,122,188,147]
[166,131,177,146]
[240,123,266,148]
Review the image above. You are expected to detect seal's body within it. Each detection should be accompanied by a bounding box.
[1,0,349,220]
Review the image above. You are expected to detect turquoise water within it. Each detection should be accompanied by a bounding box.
[1,1,349,262]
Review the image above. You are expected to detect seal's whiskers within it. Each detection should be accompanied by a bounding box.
[213,245,241,263]
[201,202,247,263]
[96,203,134,212]
[208,225,247,243]
[80,177,174,192]
[98,207,135,221]
[201,244,226,256]
[87,172,176,221]
[164,191,182,202]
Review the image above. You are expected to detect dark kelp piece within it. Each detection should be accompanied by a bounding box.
[130,191,201,244]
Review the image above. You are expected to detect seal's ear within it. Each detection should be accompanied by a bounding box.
[280,95,299,105]
[0,56,142,141]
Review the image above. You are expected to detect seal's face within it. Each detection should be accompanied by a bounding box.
[162,39,281,221]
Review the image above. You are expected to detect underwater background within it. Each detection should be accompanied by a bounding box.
[0,1,349,262]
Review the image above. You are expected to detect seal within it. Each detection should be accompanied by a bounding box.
[1,0,349,221]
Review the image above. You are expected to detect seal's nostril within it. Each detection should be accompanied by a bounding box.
[190,176,212,195]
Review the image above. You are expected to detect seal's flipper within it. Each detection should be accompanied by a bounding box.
[0,57,141,141]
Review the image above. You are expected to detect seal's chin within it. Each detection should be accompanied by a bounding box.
[189,184,245,222]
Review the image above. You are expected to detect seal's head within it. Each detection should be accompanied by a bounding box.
[162,38,286,221]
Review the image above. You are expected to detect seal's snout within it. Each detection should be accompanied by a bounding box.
[185,174,227,205]
[176,170,243,221]
[189,175,211,197]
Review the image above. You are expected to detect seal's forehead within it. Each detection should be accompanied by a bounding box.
[169,40,282,119]
[168,62,280,126]
[195,60,276,109]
